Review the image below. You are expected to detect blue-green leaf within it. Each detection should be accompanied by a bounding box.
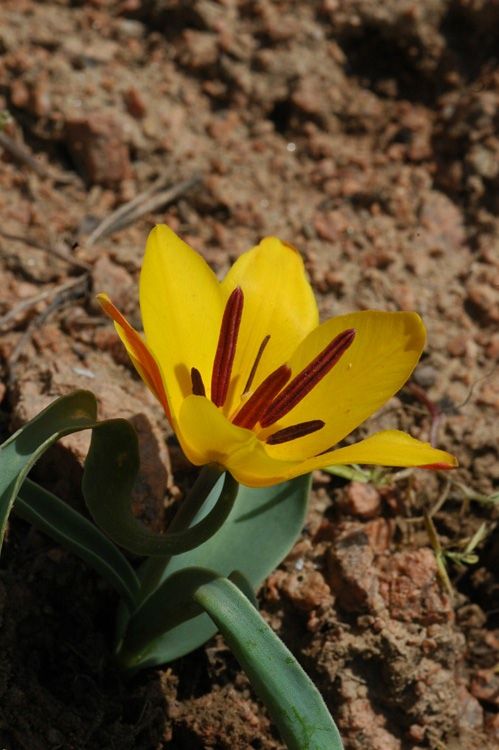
[195,576,344,750]
[0,390,97,551]
[15,479,140,611]
[0,389,239,561]
[83,424,239,556]
[119,474,311,667]
[119,567,257,660]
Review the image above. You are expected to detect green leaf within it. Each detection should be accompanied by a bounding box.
[119,567,258,660]
[117,567,217,661]
[119,474,311,668]
[323,464,371,482]
[0,390,97,551]
[194,576,344,750]
[1,390,237,590]
[82,424,239,556]
[15,479,140,611]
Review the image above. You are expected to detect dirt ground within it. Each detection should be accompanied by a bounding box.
[0,1,498,748]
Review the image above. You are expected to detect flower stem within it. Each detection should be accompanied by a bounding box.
[138,464,224,600]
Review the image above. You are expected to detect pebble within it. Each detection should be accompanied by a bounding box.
[65,111,132,185]
[413,364,437,388]
[343,481,381,519]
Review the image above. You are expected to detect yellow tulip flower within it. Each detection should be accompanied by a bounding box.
[98,225,457,487]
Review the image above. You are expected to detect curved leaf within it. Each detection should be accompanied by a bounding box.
[82,422,239,556]
[0,390,97,551]
[0,390,239,561]
[2,391,236,601]
[16,479,140,611]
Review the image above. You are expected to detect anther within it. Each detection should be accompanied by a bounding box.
[266,420,325,445]
[232,364,291,429]
[242,334,271,395]
[211,287,244,407]
[260,328,355,427]
[191,367,206,397]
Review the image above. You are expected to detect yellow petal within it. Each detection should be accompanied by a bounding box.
[220,237,318,415]
[139,225,224,417]
[177,395,303,487]
[264,311,426,460]
[97,293,171,420]
[300,430,458,471]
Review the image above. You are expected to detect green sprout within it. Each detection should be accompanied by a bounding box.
[0,110,12,131]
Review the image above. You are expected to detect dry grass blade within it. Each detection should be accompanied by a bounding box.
[85,174,201,247]
[0,275,88,331]
[7,277,89,380]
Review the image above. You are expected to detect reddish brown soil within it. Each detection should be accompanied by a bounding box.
[0,1,498,748]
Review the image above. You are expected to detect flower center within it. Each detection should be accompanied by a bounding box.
[232,365,291,429]
[190,287,355,445]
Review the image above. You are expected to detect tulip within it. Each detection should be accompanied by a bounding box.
[98,225,456,487]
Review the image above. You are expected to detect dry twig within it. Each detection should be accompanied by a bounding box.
[0,130,75,185]
[0,229,90,272]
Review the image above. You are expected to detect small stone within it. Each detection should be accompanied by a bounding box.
[457,686,484,731]
[10,79,29,108]
[343,482,381,519]
[408,724,425,742]
[179,30,218,69]
[391,283,415,311]
[477,382,499,409]
[468,143,499,180]
[314,212,343,242]
[413,364,437,388]
[65,111,132,186]
[466,282,499,325]
[326,529,383,613]
[124,86,147,119]
[91,256,135,313]
[447,334,468,357]
[281,569,332,612]
[420,191,465,252]
[470,669,499,706]
[363,517,394,553]
[486,332,499,359]
[379,548,453,625]
[484,712,499,739]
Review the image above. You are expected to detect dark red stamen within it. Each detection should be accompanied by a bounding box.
[266,419,325,445]
[418,463,454,471]
[211,287,244,407]
[232,364,291,429]
[260,328,355,427]
[191,367,206,396]
[243,334,271,395]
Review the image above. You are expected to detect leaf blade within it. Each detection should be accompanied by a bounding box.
[0,390,97,550]
[194,576,344,750]
[83,423,239,556]
[121,475,311,666]
[16,479,140,610]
